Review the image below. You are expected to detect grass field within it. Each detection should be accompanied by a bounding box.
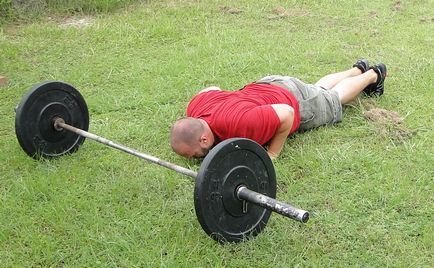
[1,0,433,266]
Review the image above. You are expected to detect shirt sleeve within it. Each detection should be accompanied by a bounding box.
[236,105,281,145]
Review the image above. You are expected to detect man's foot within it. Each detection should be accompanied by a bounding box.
[364,63,387,97]
[353,59,370,73]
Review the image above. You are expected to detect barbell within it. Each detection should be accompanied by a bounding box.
[14,81,309,243]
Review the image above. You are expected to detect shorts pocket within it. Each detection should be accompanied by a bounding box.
[298,100,317,131]
[300,109,315,124]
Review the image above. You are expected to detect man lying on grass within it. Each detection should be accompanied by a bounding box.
[170,59,387,160]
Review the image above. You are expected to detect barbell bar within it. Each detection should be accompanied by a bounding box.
[53,117,198,179]
[15,80,309,243]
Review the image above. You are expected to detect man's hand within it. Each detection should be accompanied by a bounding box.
[267,104,294,159]
[267,151,278,161]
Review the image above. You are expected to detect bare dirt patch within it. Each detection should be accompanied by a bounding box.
[268,6,309,19]
[420,17,434,23]
[0,75,8,87]
[369,11,379,18]
[392,1,403,12]
[220,6,243,15]
[364,108,415,142]
[364,108,404,125]
[57,17,93,28]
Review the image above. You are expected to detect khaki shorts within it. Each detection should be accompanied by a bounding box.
[257,75,343,132]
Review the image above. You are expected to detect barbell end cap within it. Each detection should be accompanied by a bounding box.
[301,212,309,223]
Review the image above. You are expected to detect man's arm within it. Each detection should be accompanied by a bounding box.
[267,104,294,160]
[198,86,221,94]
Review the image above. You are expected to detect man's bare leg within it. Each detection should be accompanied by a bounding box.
[315,67,362,89]
[331,69,378,104]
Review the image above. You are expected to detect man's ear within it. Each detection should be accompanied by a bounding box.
[199,134,208,147]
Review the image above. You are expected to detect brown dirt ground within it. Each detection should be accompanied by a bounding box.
[220,6,243,14]
[56,17,93,28]
[268,6,309,19]
[364,107,416,142]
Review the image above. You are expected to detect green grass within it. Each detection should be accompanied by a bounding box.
[0,0,141,22]
[1,0,433,266]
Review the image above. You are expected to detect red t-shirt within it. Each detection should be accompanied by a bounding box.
[186,83,300,145]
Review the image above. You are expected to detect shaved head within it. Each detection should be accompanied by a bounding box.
[170,117,214,158]
[170,118,203,147]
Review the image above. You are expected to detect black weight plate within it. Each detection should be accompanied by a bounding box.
[194,138,276,243]
[15,81,89,158]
